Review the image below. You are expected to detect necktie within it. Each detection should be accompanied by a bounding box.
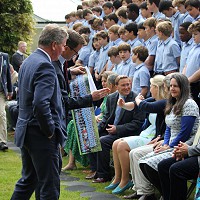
[193,124,200,145]
[113,105,122,125]
[113,97,125,125]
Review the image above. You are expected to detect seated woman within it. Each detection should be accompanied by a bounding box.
[105,75,167,194]
[140,73,199,199]
[95,71,116,123]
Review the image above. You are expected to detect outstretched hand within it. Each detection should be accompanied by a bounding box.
[91,88,110,101]
[70,66,85,75]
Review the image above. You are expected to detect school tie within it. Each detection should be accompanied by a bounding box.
[113,97,124,125]
[193,124,200,145]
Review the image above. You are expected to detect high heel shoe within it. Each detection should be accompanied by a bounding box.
[112,181,134,194]
[105,182,120,190]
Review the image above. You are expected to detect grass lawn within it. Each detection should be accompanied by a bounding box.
[0,132,195,200]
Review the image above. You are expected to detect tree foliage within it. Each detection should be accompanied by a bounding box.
[0,0,35,56]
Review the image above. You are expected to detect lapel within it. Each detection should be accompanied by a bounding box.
[110,92,119,118]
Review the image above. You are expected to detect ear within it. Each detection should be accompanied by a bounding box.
[51,41,57,51]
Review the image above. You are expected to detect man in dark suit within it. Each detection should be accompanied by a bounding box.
[91,75,146,183]
[11,24,109,200]
[52,29,110,123]
[11,41,27,72]
[11,24,69,200]
[0,52,12,151]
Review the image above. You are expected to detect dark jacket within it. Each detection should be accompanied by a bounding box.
[0,52,12,96]
[15,49,66,148]
[98,91,146,138]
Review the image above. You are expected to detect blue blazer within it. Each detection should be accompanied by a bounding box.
[0,52,12,96]
[15,49,67,148]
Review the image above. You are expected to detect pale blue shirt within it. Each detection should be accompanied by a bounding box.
[154,40,164,72]
[183,12,194,23]
[135,14,145,24]
[112,62,122,74]
[185,43,200,78]
[107,38,124,70]
[117,57,135,78]
[152,11,166,20]
[128,37,143,51]
[88,50,100,71]
[170,11,184,46]
[145,35,159,56]
[78,45,91,67]
[179,38,195,73]
[161,36,181,72]
[131,63,150,95]
[96,43,109,73]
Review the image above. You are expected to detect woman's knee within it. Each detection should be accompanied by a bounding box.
[117,140,130,153]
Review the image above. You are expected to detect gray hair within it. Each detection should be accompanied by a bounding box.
[38,24,68,46]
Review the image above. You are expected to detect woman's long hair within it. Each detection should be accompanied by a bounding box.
[165,73,190,116]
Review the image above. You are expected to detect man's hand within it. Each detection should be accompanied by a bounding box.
[118,98,125,108]
[172,141,189,161]
[106,124,117,134]
[70,66,85,75]
[91,88,110,101]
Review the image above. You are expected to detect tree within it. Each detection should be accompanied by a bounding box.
[0,0,35,56]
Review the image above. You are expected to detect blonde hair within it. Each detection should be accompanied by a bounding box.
[108,24,121,34]
[150,75,165,99]
[156,21,173,37]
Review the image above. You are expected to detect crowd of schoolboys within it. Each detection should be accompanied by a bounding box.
[65,0,200,102]
[64,0,200,197]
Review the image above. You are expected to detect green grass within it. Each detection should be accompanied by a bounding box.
[1,132,195,199]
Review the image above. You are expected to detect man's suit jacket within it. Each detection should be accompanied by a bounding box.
[52,60,93,114]
[15,49,66,148]
[98,91,146,138]
[0,52,12,96]
[11,52,26,72]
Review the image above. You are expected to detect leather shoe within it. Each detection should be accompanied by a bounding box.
[85,171,97,179]
[92,177,110,183]
[138,194,157,200]
[112,181,134,194]
[0,142,8,151]
[124,192,142,199]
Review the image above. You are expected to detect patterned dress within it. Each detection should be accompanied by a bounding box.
[140,99,199,171]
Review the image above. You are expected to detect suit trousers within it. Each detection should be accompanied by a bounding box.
[0,92,7,143]
[129,144,155,195]
[11,126,62,200]
[158,156,198,200]
[97,133,119,179]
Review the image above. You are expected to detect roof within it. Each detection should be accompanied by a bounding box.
[31,0,81,22]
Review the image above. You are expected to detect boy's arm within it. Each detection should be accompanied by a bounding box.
[188,68,200,83]
[99,60,108,76]
[140,86,148,98]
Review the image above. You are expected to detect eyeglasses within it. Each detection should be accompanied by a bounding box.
[65,45,78,55]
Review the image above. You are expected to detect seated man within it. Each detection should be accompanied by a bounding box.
[91,75,146,183]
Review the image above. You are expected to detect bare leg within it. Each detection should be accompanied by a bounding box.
[111,139,122,184]
[62,150,77,171]
[117,141,131,188]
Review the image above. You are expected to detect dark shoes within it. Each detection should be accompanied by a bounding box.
[124,192,142,199]
[0,142,8,151]
[138,194,157,200]
[92,177,111,183]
